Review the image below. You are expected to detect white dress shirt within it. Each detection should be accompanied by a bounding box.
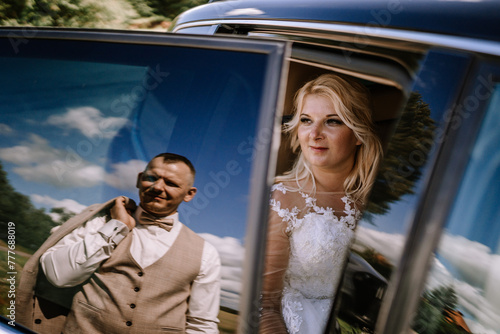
[40,210,221,333]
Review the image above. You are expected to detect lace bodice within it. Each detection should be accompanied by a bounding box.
[268,183,360,333]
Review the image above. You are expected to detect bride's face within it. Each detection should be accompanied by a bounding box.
[297,94,360,173]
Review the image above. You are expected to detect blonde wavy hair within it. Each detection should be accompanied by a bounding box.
[276,74,383,206]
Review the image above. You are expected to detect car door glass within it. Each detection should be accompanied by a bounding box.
[410,82,500,334]
[333,51,472,333]
[0,30,286,332]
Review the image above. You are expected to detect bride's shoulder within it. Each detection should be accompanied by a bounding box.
[270,181,304,207]
[271,182,287,193]
[270,183,288,207]
[269,182,302,225]
[271,181,300,199]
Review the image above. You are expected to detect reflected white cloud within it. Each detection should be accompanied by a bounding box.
[105,160,147,191]
[31,194,87,214]
[436,234,500,332]
[355,227,500,333]
[439,234,492,286]
[199,233,244,311]
[31,194,87,222]
[18,163,105,187]
[427,260,500,334]
[0,133,146,190]
[224,8,265,16]
[0,134,106,187]
[0,123,14,135]
[353,225,405,265]
[0,134,61,165]
[46,107,130,139]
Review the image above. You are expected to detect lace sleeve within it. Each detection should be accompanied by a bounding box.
[259,191,290,334]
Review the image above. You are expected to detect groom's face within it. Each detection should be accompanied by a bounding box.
[136,158,197,217]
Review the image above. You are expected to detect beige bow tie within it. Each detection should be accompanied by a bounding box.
[139,210,174,231]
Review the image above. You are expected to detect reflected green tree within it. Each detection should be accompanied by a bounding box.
[145,0,208,19]
[0,0,107,27]
[0,0,207,27]
[366,92,436,216]
[412,285,472,334]
[0,0,26,22]
[50,207,76,225]
[0,162,57,252]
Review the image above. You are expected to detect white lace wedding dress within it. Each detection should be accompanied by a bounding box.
[268,183,360,334]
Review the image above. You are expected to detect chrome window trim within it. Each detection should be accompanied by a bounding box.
[0,26,284,54]
[175,24,219,34]
[172,19,500,56]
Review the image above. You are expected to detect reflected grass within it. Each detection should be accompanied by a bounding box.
[338,318,365,334]
[0,240,32,315]
[218,307,238,333]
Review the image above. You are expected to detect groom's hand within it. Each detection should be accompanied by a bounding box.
[111,197,137,230]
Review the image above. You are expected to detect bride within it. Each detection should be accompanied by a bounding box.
[259,74,383,333]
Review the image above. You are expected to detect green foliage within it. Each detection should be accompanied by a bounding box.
[51,207,76,225]
[367,92,436,216]
[337,318,364,333]
[143,0,208,19]
[0,0,28,21]
[412,285,472,334]
[23,0,108,27]
[0,162,57,252]
[128,0,156,17]
[425,286,458,310]
[0,0,204,27]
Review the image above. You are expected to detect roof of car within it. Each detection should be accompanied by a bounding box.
[173,0,500,43]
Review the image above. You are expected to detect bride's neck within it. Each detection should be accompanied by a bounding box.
[310,167,349,193]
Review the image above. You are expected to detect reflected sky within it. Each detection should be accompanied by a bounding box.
[0,52,264,239]
[432,85,500,333]
[0,38,275,311]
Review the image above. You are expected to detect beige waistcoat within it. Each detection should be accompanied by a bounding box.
[64,225,204,333]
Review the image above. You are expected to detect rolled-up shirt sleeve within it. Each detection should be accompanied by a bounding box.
[186,241,221,333]
[40,216,129,288]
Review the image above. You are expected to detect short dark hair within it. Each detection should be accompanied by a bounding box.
[149,153,196,177]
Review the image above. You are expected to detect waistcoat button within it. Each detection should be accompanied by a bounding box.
[34,319,42,324]
[130,304,136,309]
[126,321,132,326]
[134,287,140,292]
[138,271,143,277]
